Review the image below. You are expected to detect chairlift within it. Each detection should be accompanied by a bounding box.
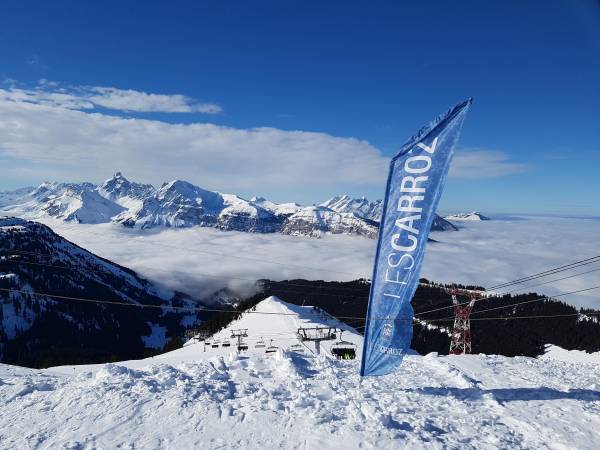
[211,341,220,348]
[265,339,279,354]
[255,337,266,349]
[237,342,249,352]
[288,343,304,353]
[204,341,211,346]
[222,341,231,347]
[330,332,357,360]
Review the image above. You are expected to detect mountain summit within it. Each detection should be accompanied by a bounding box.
[98,172,156,210]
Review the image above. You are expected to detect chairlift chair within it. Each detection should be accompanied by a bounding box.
[255,337,266,349]
[330,332,357,360]
[211,341,220,348]
[288,343,304,353]
[237,342,249,352]
[222,341,231,347]
[265,339,279,354]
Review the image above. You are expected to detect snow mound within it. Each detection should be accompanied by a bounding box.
[540,344,600,363]
[0,348,597,448]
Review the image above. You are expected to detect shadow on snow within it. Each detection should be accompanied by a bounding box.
[410,386,600,404]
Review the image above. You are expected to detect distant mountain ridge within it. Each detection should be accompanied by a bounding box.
[321,194,458,232]
[0,173,458,237]
[444,212,491,221]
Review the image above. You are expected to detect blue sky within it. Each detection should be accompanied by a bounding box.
[1,0,599,215]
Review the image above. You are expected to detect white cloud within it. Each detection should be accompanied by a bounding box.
[451,150,528,179]
[0,81,221,114]
[85,86,222,113]
[0,82,527,200]
[36,216,600,310]
[37,219,375,299]
[0,96,388,199]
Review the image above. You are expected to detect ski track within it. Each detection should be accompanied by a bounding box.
[1,352,599,449]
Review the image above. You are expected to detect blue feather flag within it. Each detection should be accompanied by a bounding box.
[360,99,472,377]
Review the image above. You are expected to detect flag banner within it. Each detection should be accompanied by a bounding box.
[360,99,472,377]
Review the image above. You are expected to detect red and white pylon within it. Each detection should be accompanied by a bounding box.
[449,289,482,355]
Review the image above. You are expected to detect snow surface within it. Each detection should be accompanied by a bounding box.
[1,297,599,449]
[541,344,600,364]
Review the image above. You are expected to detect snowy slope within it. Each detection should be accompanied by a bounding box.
[445,211,491,221]
[48,296,364,373]
[117,182,378,237]
[0,181,126,224]
[281,206,378,238]
[193,296,364,360]
[117,180,284,233]
[322,195,383,221]
[0,186,35,208]
[0,339,598,448]
[97,172,156,212]
[250,196,301,216]
[0,297,594,448]
[0,217,203,365]
[541,344,600,363]
[41,187,126,224]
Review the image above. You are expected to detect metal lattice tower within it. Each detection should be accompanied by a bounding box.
[449,289,482,355]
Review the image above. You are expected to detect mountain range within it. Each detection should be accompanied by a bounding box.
[0,173,459,238]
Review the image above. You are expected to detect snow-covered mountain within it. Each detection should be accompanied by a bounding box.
[0,174,457,238]
[280,206,378,238]
[115,181,379,237]
[0,174,380,238]
[98,171,156,212]
[117,180,284,233]
[444,211,491,221]
[322,195,383,221]
[250,196,302,216]
[0,180,125,224]
[321,194,458,232]
[0,217,205,366]
[41,186,126,224]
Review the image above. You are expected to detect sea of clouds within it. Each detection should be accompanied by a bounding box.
[36,215,600,309]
